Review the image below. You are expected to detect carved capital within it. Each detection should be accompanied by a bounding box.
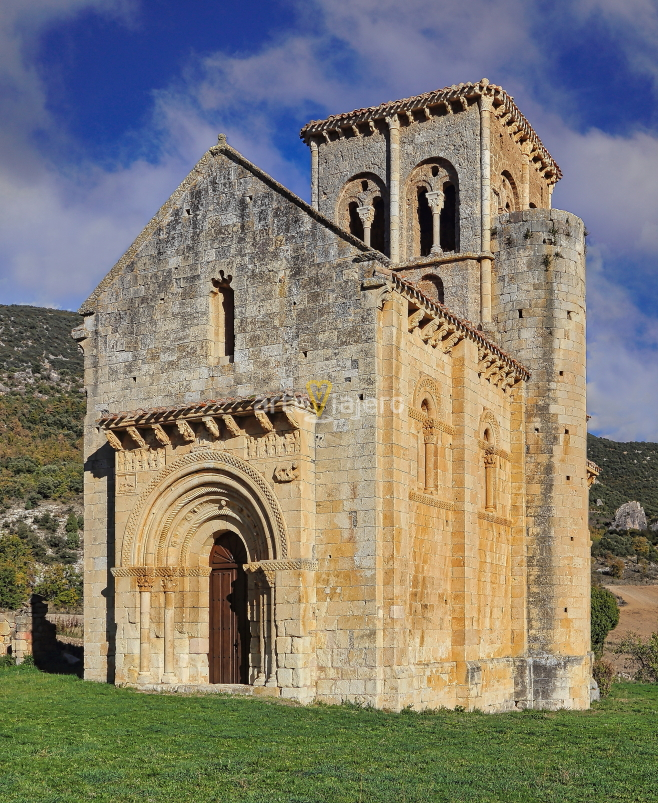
[357,205,375,227]
[161,576,178,593]
[425,190,445,214]
[136,574,155,592]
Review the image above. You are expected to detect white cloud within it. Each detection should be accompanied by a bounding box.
[586,248,658,441]
[1,0,658,439]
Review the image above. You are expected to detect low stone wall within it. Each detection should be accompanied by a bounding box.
[0,597,82,664]
[0,608,34,663]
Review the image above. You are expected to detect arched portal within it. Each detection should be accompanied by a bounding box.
[117,450,287,687]
[209,532,249,684]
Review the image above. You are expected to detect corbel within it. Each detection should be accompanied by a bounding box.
[105,430,124,451]
[151,424,171,447]
[440,332,462,353]
[419,318,440,342]
[222,415,243,437]
[176,420,196,442]
[282,408,300,429]
[202,416,220,438]
[407,308,426,332]
[429,323,451,347]
[126,426,147,449]
[254,410,274,433]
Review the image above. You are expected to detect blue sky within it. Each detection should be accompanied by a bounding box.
[1,0,658,440]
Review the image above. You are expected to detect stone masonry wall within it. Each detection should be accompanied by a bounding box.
[316,104,482,260]
[80,145,388,694]
[491,208,590,709]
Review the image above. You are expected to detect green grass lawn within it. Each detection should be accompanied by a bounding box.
[1,667,657,802]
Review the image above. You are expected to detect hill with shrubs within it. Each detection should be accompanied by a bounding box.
[588,434,658,584]
[0,305,84,611]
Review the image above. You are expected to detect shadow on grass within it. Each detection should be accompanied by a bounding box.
[31,595,83,677]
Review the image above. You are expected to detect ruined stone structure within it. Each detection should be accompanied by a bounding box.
[76,79,592,710]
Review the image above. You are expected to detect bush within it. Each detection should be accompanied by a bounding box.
[613,633,658,682]
[65,512,80,548]
[608,556,625,578]
[593,659,615,697]
[591,585,620,656]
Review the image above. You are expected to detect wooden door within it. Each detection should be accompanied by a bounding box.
[209,534,248,684]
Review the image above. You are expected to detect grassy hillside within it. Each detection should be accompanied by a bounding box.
[0,305,84,510]
[588,433,658,523]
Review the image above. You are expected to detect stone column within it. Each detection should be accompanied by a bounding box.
[310,139,319,210]
[263,569,277,687]
[423,422,438,492]
[357,205,375,248]
[137,575,154,681]
[479,95,493,323]
[386,115,401,263]
[161,575,178,683]
[484,450,496,512]
[426,190,445,254]
[521,142,531,210]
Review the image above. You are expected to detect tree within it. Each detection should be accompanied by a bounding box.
[591,585,620,657]
[34,564,82,609]
[0,534,34,609]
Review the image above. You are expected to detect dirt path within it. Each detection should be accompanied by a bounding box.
[602,585,658,673]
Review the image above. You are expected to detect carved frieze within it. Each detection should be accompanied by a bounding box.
[117,448,165,473]
[247,429,300,459]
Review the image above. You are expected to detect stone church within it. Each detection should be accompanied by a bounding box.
[75,79,596,711]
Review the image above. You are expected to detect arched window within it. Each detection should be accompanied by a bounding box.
[417,188,433,256]
[482,426,496,512]
[371,196,386,253]
[440,184,457,251]
[417,274,444,305]
[338,173,388,255]
[498,171,519,214]
[211,274,235,362]
[348,201,364,240]
[406,159,460,259]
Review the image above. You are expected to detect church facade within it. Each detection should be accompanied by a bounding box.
[75,79,594,711]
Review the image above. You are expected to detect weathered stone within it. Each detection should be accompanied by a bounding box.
[79,80,591,712]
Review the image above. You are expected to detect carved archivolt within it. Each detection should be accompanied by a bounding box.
[120,450,288,567]
[479,409,500,445]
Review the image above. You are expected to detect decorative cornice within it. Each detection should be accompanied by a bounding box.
[384,270,530,386]
[478,511,513,527]
[111,566,212,577]
[300,79,561,183]
[244,559,318,573]
[409,491,455,510]
[98,393,310,430]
